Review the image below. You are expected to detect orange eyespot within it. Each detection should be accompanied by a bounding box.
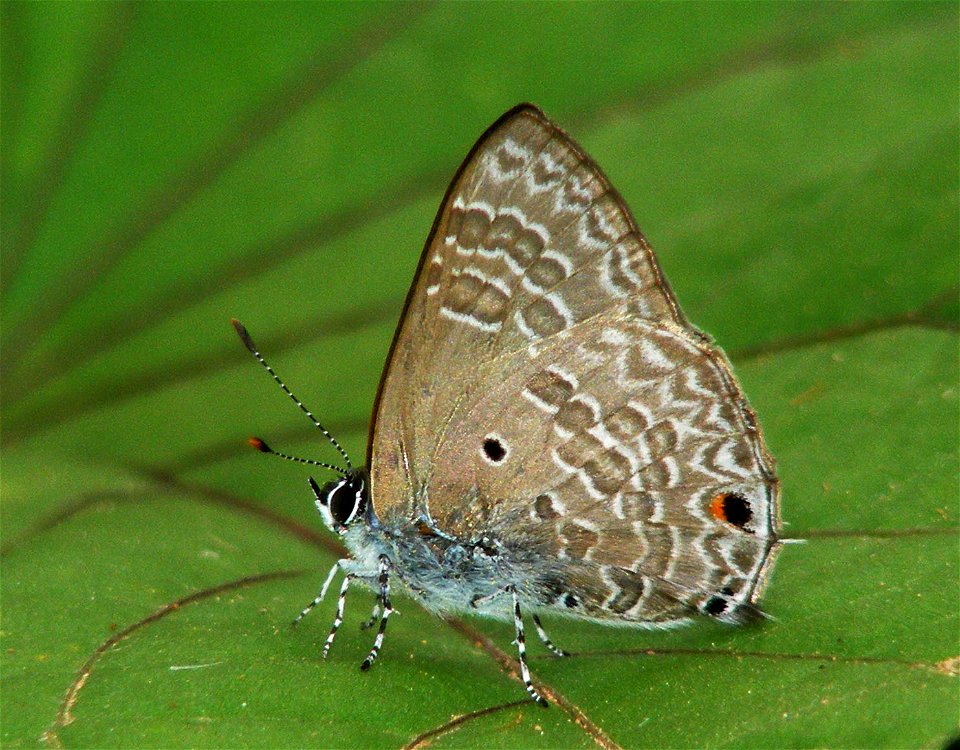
[709,494,726,521]
[710,492,752,529]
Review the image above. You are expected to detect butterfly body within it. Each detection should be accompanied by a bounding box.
[237,103,781,705]
[341,512,530,621]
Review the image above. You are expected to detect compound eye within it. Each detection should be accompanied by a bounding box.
[326,482,356,526]
[310,473,367,532]
[330,473,369,527]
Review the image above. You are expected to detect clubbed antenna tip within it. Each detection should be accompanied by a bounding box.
[248,436,271,453]
[231,318,257,354]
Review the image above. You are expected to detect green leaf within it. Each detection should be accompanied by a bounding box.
[2,4,956,748]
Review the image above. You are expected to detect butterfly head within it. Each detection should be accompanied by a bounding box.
[309,470,368,535]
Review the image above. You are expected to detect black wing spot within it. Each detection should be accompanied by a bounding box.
[483,437,507,463]
[704,596,728,616]
[710,492,753,529]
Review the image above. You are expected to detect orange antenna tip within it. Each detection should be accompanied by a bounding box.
[248,436,271,452]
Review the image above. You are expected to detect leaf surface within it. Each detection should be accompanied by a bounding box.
[2,4,957,748]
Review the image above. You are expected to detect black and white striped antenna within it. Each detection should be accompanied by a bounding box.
[232,319,352,476]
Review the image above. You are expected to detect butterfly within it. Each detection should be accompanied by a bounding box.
[234,103,782,706]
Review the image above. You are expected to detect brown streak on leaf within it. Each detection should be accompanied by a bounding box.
[8,173,443,429]
[443,618,622,750]
[733,286,960,363]
[934,656,960,677]
[572,646,946,672]
[402,701,527,750]
[789,382,825,407]
[799,527,958,539]
[42,569,303,747]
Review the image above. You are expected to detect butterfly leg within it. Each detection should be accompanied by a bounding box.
[508,585,548,707]
[292,558,346,626]
[359,603,381,630]
[531,614,569,657]
[360,555,394,671]
[322,573,353,658]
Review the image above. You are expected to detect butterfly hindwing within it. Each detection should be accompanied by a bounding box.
[423,308,778,621]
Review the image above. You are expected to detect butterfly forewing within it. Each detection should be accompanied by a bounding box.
[369,104,779,623]
[370,106,686,513]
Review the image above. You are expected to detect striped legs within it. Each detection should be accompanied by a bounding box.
[292,557,394,669]
[360,555,393,671]
[292,559,345,626]
[509,585,548,707]
[473,591,567,659]
[532,614,569,657]
[322,573,352,657]
[295,563,557,706]
[291,558,353,659]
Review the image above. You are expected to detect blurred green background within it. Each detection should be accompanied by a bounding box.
[2,2,957,748]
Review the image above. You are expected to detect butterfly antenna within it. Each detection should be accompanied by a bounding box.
[232,319,353,471]
[247,437,346,476]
